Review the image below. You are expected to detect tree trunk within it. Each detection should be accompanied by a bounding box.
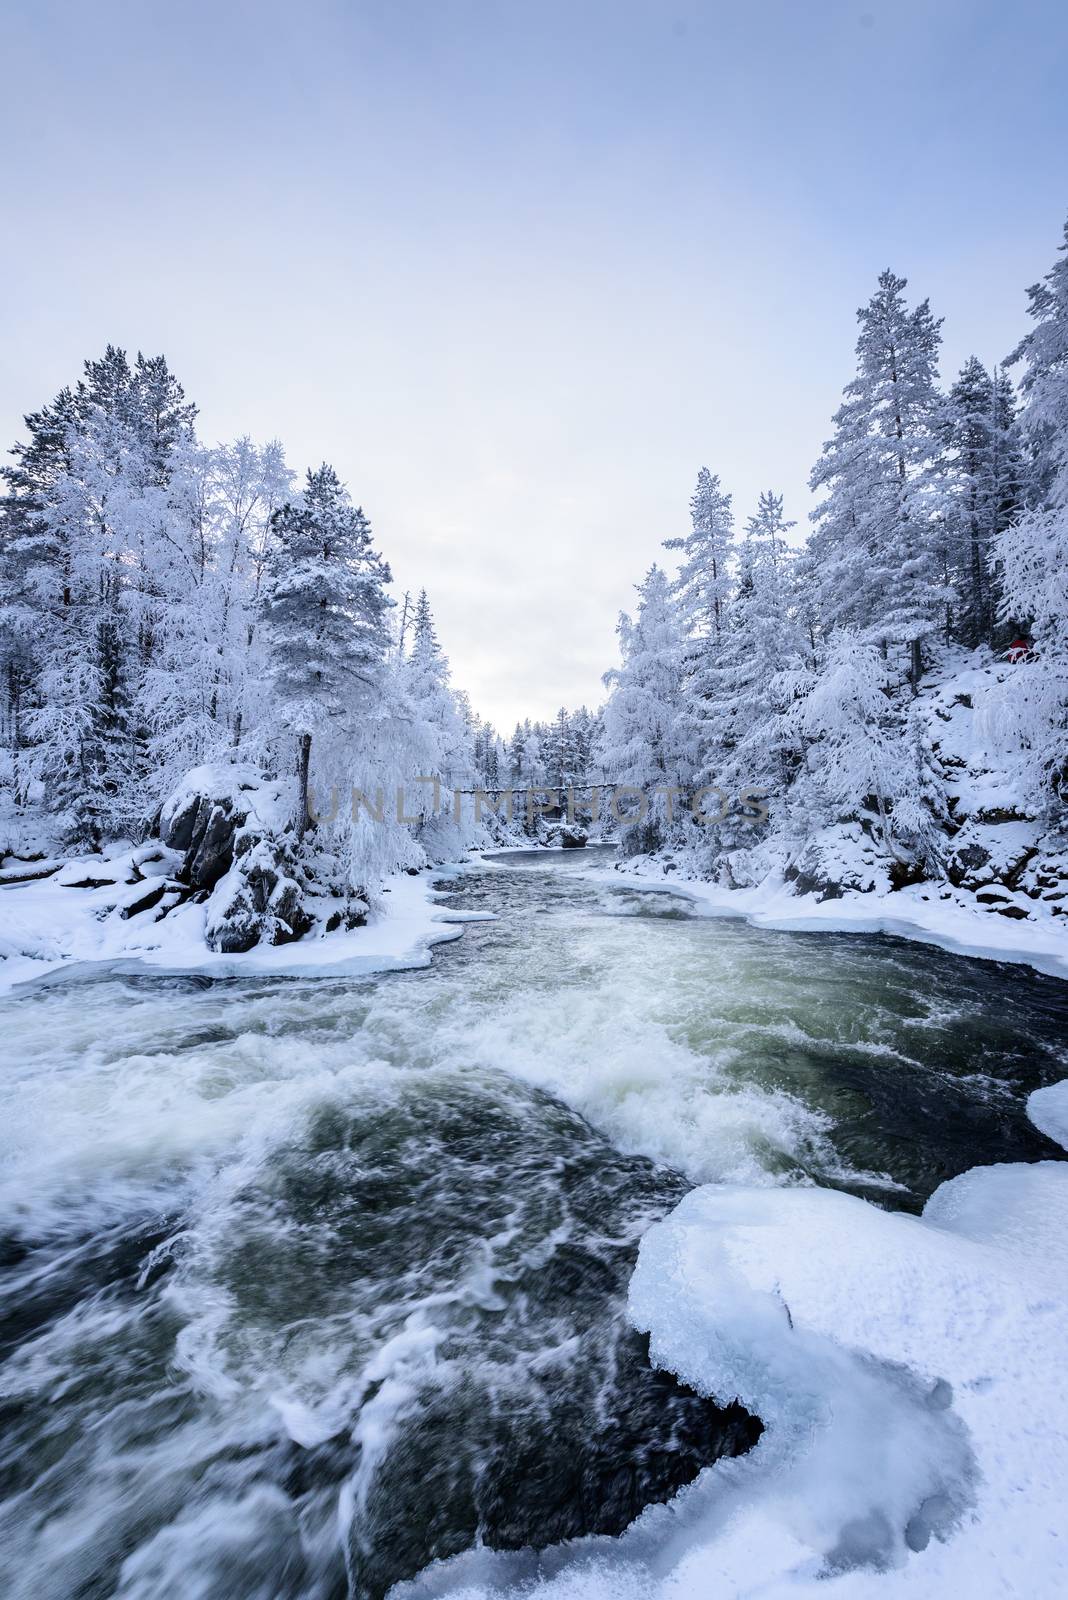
[297,731,312,839]
[909,637,922,690]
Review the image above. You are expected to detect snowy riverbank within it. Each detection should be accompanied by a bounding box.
[0,855,474,997]
[594,855,1068,979]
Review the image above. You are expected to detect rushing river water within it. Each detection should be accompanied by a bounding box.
[2,849,1067,1599]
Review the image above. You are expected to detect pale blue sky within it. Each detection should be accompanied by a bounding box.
[2,0,1066,727]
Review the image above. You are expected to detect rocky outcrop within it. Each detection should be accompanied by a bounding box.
[205,836,314,953]
[158,765,330,952]
[784,825,888,902]
[162,786,251,891]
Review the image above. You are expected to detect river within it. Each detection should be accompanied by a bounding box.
[1,848,1066,1598]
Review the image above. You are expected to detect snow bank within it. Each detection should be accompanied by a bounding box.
[1027,1080,1068,1153]
[413,1152,1068,1600]
[0,857,466,996]
[617,1164,1068,1596]
[590,857,1068,979]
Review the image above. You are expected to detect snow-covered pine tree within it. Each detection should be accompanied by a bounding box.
[569,705,595,785]
[787,631,909,862]
[666,468,735,641]
[1010,214,1068,508]
[259,464,393,837]
[508,722,526,780]
[400,589,471,806]
[994,215,1068,810]
[600,564,691,852]
[809,272,947,684]
[1,348,198,835]
[137,436,294,798]
[520,724,541,785]
[691,492,809,860]
[940,359,1023,646]
[543,707,579,789]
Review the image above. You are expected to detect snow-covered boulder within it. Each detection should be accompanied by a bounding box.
[157,764,325,952]
[944,817,1039,894]
[160,763,296,893]
[204,835,313,954]
[784,823,891,901]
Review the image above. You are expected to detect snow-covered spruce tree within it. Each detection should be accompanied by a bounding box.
[666,468,735,642]
[1011,214,1068,507]
[1,349,197,840]
[809,272,947,684]
[940,359,1024,647]
[21,409,166,842]
[397,589,472,843]
[543,707,580,789]
[600,564,692,852]
[691,492,811,868]
[991,216,1068,813]
[203,436,293,752]
[786,631,943,874]
[508,722,526,780]
[570,705,596,785]
[661,469,737,843]
[259,464,393,839]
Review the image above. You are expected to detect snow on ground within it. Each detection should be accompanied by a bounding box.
[618,1159,1068,1598]
[0,854,476,996]
[1027,1080,1068,1152]
[590,856,1068,979]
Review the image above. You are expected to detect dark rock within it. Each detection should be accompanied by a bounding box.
[186,800,247,891]
[560,827,588,849]
[325,901,368,934]
[162,782,252,893]
[160,792,202,854]
[1003,846,1039,892]
[996,905,1030,920]
[120,882,169,920]
[0,861,61,885]
[946,842,991,888]
[888,858,926,892]
[975,806,1033,825]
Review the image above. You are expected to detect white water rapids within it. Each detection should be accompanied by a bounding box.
[2,849,1066,1598]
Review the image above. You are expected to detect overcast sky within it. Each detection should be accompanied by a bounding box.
[2,0,1066,729]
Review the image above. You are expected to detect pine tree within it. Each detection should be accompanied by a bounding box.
[401,589,470,800]
[543,707,579,788]
[787,632,909,861]
[940,359,1023,646]
[1,348,198,831]
[508,722,525,780]
[666,467,735,641]
[260,464,392,837]
[691,492,809,854]
[994,216,1068,808]
[809,271,947,683]
[600,565,692,852]
[1010,214,1068,508]
[570,705,595,784]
